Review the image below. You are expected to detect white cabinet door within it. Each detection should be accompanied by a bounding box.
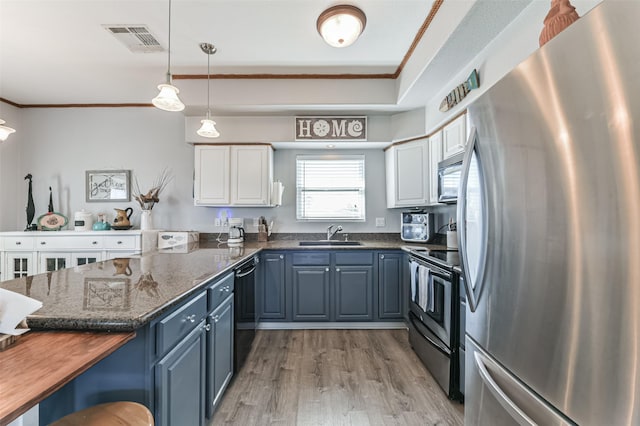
[230,145,272,206]
[442,114,467,159]
[194,145,230,205]
[71,252,103,266]
[385,139,429,208]
[429,131,443,204]
[39,252,72,273]
[4,252,36,280]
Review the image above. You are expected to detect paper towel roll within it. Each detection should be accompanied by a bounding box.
[271,181,284,206]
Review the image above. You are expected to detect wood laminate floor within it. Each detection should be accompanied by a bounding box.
[210,329,464,426]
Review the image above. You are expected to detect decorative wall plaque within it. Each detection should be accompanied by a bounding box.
[295,117,367,141]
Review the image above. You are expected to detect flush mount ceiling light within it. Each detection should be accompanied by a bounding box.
[152,0,185,112]
[317,4,366,48]
[197,42,220,138]
[0,119,16,141]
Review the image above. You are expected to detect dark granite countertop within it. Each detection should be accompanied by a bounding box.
[0,247,259,332]
[0,236,448,332]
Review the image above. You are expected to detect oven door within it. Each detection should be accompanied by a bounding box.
[409,257,452,348]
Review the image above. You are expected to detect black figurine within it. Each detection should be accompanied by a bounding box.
[24,174,35,231]
[48,186,54,213]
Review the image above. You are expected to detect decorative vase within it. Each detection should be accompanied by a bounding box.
[140,210,153,230]
[539,0,580,47]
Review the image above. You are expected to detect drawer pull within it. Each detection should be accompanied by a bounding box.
[184,314,196,323]
[40,241,46,245]
[203,324,211,332]
[212,315,220,323]
[219,285,231,293]
[92,241,98,245]
[15,241,21,245]
[117,241,123,245]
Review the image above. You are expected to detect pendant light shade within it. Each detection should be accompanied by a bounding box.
[0,119,16,141]
[197,42,220,138]
[153,82,184,112]
[152,0,185,112]
[317,5,366,48]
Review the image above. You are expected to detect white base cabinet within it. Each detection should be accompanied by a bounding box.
[0,231,143,281]
[194,144,274,207]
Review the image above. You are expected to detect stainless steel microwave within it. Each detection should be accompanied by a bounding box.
[437,152,464,204]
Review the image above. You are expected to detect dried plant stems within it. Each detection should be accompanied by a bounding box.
[133,168,173,210]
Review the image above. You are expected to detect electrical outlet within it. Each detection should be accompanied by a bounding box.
[222,218,229,228]
[214,218,222,227]
[375,217,386,227]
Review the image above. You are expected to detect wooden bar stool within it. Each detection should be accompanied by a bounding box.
[50,401,154,426]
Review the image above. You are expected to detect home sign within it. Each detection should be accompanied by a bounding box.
[295,117,367,141]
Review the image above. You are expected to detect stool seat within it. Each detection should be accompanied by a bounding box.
[50,401,154,426]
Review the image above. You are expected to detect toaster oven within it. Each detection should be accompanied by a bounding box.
[401,212,434,242]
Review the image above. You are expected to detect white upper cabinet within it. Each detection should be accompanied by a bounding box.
[429,131,443,205]
[385,139,429,208]
[194,144,274,207]
[442,114,467,159]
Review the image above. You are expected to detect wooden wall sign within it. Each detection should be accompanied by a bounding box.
[295,117,367,141]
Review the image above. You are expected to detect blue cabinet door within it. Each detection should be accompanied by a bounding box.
[334,266,373,320]
[206,296,234,418]
[378,252,403,319]
[261,253,287,320]
[292,266,330,321]
[156,321,206,426]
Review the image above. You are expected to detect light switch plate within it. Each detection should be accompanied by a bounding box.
[375,217,386,227]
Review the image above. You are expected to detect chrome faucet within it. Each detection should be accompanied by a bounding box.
[326,224,343,240]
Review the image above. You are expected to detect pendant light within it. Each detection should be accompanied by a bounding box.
[152,0,185,112]
[317,5,367,48]
[0,119,16,141]
[197,42,220,138]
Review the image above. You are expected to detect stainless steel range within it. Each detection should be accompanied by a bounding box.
[406,247,463,402]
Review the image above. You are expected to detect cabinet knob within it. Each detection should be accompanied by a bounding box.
[325,267,330,272]
[203,323,211,332]
[380,255,385,259]
[40,241,46,245]
[212,315,220,323]
[279,255,284,259]
[15,241,21,245]
[185,314,196,323]
[117,241,123,245]
[92,241,98,245]
[336,268,341,272]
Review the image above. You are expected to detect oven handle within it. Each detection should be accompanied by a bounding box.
[409,256,452,282]
[409,312,450,354]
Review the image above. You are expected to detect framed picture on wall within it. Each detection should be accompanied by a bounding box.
[86,169,131,202]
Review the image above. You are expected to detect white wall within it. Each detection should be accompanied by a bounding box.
[2,107,400,234]
[0,102,23,231]
[424,0,602,133]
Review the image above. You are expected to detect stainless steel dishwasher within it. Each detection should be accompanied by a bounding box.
[234,256,258,373]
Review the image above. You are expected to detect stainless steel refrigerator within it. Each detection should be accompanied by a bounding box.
[459,2,640,424]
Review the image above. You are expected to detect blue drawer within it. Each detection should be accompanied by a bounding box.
[334,251,373,265]
[292,252,330,265]
[156,291,207,356]
[207,272,235,312]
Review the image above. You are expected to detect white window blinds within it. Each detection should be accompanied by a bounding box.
[296,155,366,220]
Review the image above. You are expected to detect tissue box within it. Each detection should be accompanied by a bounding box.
[158,231,199,249]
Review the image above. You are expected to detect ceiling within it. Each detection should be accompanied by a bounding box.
[0,0,533,117]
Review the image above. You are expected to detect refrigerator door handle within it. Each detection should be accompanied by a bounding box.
[458,127,487,312]
[474,350,573,426]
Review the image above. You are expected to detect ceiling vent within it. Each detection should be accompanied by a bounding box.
[103,25,164,53]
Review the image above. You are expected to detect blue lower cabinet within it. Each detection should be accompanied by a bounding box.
[377,252,403,319]
[292,266,330,321]
[261,253,287,320]
[156,321,207,426]
[206,296,234,418]
[334,266,373,320]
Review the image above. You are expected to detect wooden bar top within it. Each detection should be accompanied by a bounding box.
[0,330,135,425]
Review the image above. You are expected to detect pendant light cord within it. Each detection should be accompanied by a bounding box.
[206,49,211,118]
[167,0,172,81]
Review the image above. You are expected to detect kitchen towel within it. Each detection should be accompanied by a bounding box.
[0,288,42,335]
[410,260,419,302]
[418,265,431,312]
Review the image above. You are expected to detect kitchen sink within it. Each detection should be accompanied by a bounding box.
[299,241,362,246]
